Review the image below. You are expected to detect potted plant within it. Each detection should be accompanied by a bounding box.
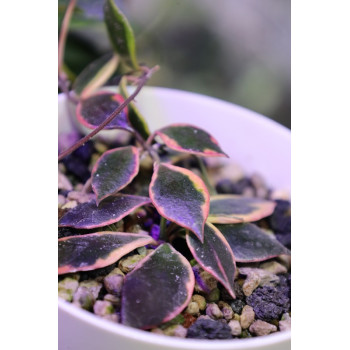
[58,1,291,349]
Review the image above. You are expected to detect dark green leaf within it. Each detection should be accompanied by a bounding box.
[154,124,228,157]
[58,231,154,274]
[208,195,276,224]
[76,91,132,131]
[215,223,291,262]
[92,146,140,204]
[103,0,139,69]
[58,194,151,229]
[149,163,210,242]
[121,243,194,329]
[186,223,236,298]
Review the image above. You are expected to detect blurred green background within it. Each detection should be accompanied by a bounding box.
[59,0,290,128]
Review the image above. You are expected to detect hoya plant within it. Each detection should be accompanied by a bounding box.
[58,0,290,332]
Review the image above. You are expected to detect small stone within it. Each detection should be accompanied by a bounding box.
[62,200,78,209]
[73,287,94,310]
[192,294,206,311]
[103,294,121,307]
[270,190,290,201]
[93,300,115,316]
[58,277,79,300]
[67,190,94,204]
[259,261,288,275]
[233,313,241,321]
[151,328,164,335]
[249,320,277,336]
[118,254,144,273]
[186,319,232,339]
[58,170,73,191]
[206,303,223,319]
[240,305,255,329]
[186,302,200,315]
[279,313,291,331]
[163,325,187,338]
[126,224,143,233]
[218,301,233,320]
[58,194,66,208]
[206,287,220,302]
[104,271,124,296]
[228,320,242,336]
[230,299,246,314]
[94,142,108,154]
[277,255,292,270]
[242,186,255,197]
[79,280,103,299]
[183,313,197,328]
[197,315,211,321]
[242,272,261,297]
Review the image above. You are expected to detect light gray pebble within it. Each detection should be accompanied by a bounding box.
[67,191,94,204]
[228,320,242,336]
[259,261,288,275]
[103,294,121,307]
[79,280,102,299]
[186,301,200,315]
[93,300,115,316]
[73,286,94,310]
[58,194,66,208]
[206,303,223,319]
[240,305,255,329]
[118,255,144,273]
[104,273,124,295]
[249,320,277,336]
[58,171,73,191]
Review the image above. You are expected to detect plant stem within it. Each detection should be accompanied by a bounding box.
[58,65,159,162]
[159,216,167,241]
[196,156,217,195]
[58,0,76,76]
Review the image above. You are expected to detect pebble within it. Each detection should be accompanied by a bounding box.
[58,194,66,208]
[58,171,73,191]
[79,280,103,299]
[218,301,233,320]
[259,261,288,275]
[206,303,223,319]
[163,325,187,338]
[193,267,218,293]
[103,294,121,307]
[93,300,115,316]
[206,287,220,302]
[242,271,261,297]
[191,295,206,311]
[240,305,255,329]
[279,313,291,331]
[186,302,200,316]
[73,287,95,310]
[61,200,78,210]
[197,315,211,321]
[228,320,242,336]
[67,190,94,204]
[249,320,277,336]
[240,267,280,294]
[118,254,144,273]
[270,190,290,201]
[103,268,124,295]
[58,277,79,302]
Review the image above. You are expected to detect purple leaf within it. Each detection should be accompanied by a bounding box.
[186,223,236,298]
[92,146,140,204]
[149,163,210,242]
[76,91,133,131]
[215,223,291,262]
[58,194,151,229]
[154,124,228,157]
[121,243,194,329]
[208,195,276,224]
[58,231,154,275]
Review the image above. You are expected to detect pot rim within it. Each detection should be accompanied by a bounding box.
[59,298,290,349]
[58,87,291,349]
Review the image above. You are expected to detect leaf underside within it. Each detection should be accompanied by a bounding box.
[208,195,276,224]
[155,124,227,157]
[58,194,151,229]
[215,223,291,262]
[76,91,132,131]
[149,163,210,242]
[121,243,194,329]
[58,231,154,274]
[92,146,140,204]
[186,223,236,298]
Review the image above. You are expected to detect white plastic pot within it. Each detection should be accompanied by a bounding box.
[58,87,291,350]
